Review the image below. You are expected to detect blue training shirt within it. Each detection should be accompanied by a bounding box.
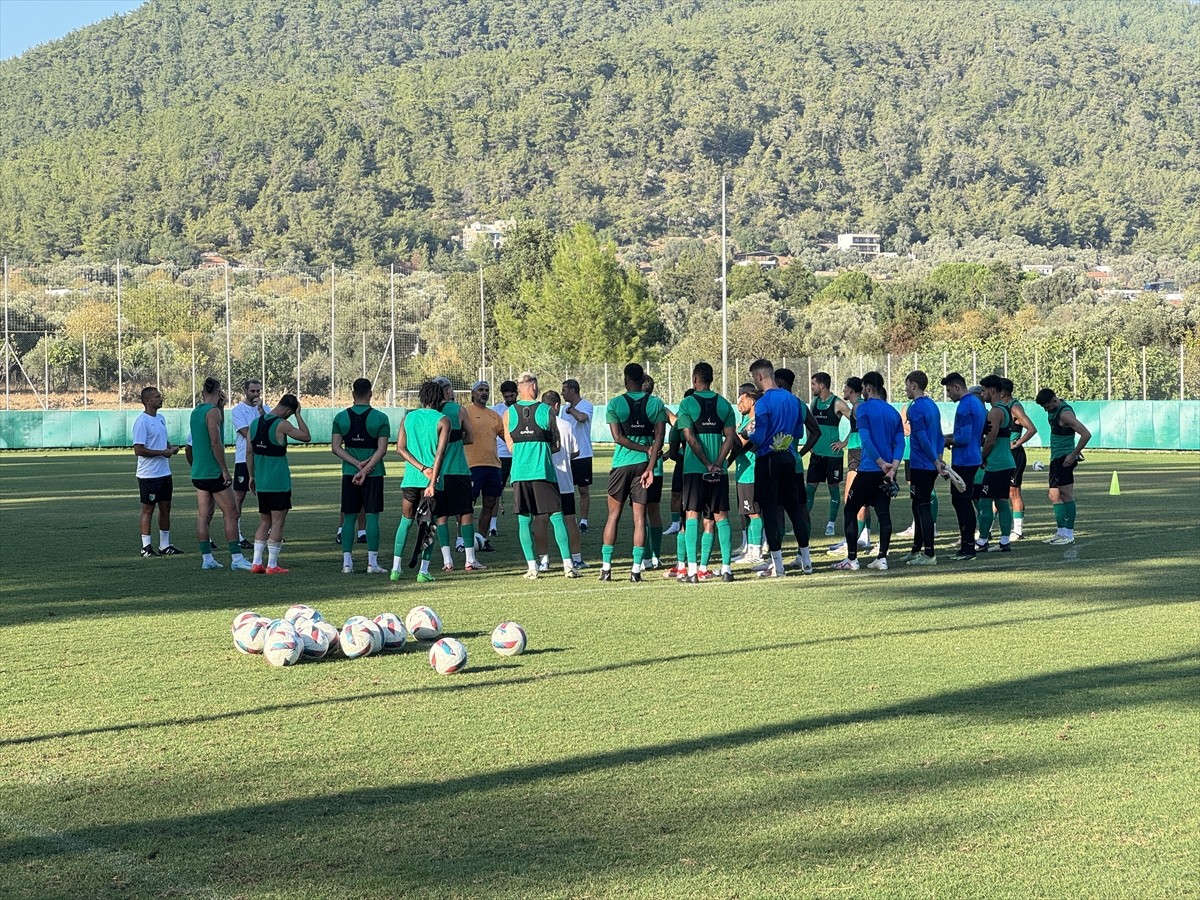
[855,397,905,473]
[907,395,944,471]
[749,388,801,458]
[951,392,987,467]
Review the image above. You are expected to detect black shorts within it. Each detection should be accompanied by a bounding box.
[499,457,513,487]
[257,490,292,513]
[1049,456,1076,488]
[559,491,576,517]
[138,475,173,506]
[807,455,844,485]
[975,468,1014,501]
[1011,446,1027,487]
[437,474,474,518]
[571,457,593,487]
[670,462,684,494]
[681,472,730,515]
[402,486,431,507]
[847,448,862,473]
[341,475,385,515]
[646,474,664,504]
[233,462,250,493]
[736,481,759,516]
[608,462,650,506]
[471,466,503,500]
[513,480,561,516]
[192,476,230,494]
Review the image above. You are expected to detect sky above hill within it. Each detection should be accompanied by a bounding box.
[0,0,143,60]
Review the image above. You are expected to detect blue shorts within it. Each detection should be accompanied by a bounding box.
[471,466,503,500]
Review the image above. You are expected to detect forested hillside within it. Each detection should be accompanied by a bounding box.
[1,0,1198,265]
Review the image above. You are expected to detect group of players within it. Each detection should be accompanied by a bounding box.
[129,358,1091,580]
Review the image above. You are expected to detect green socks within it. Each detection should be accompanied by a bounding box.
[549,512,571,561]
[518,514,535,562]
[700,531,714,569]
[805,483,818,511]
[342,514,357,552]
[976,500,994,542]
[716,518,733,566]
[828,485,841,523]
[748,517,763,547]
[366,513,381,551]
[393,517,413,557]
[1063,501,1077,529]
[602,544,615,566]
[1053,502,1066,528]
[632,546,645,569]
[436,523,450,550]
[683,518,699,567]
[649,525,663,559]
[996,500,1013,538]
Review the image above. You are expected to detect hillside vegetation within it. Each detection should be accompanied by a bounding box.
[1,0,1198,265]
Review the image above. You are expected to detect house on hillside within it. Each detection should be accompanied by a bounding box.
[462,220,515,252]
[733,251,779,270]
[200,253,241,269]
[836,233,881,255]
[1020,264,1055,277]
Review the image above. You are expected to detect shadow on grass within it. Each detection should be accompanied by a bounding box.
[1,651,1196,893]
[3,605,1191,748]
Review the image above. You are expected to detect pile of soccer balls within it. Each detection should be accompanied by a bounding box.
[231,603,527,674]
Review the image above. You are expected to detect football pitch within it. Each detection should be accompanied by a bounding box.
[1,447,1197,899]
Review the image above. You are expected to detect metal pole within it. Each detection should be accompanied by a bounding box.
[604,362,609,399]
[1072,347,1077,395]
[2,256,7,410]
[224,265,231,400]
[720,175,728,398]
[330,265,336,407]
[83,330,89,408]
[156,332,161,387]
[833,355,838,392]
[1003,349,1008,378]
[479,265,486,382]
[189,334,195,407]
[1181,343,1186,401]
[44,329,49,408]
[942,350,948,400]
[1034,347,1040,395]
[296,331,301,398]
[261,331,266,399]
[971,350,977,385]
[1142,346,1147,401]
[1106,345,1112,400]
[886,353,892,399]
[362,330,367,378]
[116,258,123,409]
[390,265,397,406]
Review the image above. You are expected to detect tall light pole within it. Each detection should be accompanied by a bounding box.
[721,175,729,397]
[479,264,486,382]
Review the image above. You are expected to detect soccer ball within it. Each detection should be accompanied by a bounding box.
[315,620,340,656]
[232,615,272,654]
[428,637,468,674]
[491,622,528,657]
[343,615,370,627]
[373,613,408,650]
[232,610,261,634]
[283,604,318,624]
[263,620,302,667]
[405,606,442,642]
[296,619,332,659]
[340,621,374,659]
[361,619,385,655]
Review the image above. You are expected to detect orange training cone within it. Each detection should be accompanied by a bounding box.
[1109,472,1121,496]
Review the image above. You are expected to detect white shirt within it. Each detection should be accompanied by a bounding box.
[133,412,171,479]
[231,401,260,464]
[561,397,594,459]
[492,401,514,459]
[551,417,578,494]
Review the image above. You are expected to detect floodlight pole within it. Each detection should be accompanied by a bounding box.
[224,265,232,404]
[330,264,336,407]
[479,264,486,382]
[390,265,397,406]
[3,255,8,410]
[117,258,124,409]
[721,175,728,397]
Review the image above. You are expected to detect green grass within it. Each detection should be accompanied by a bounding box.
[1,447,1197,899]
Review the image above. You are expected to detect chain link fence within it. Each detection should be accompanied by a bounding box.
[3,258,1197,410]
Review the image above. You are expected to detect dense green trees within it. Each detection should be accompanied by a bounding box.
[1,0,1198,265]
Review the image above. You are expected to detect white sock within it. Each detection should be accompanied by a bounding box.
[254,541,267,565]
[343,552,352,567]
[722,564,732,574]
[861,528,871,544]
[231,552,246,563]
[159,530,170,549]
[688,561,698,576]
[539,554,549,567]
[601,561,611,571]
[771,550,785,572]
[490,517,498,532]
[368,551,378,567]
[441,546,453,566]
[1064,529,1074,538]
[419,558,431,575]
[465,547,478,565]
[455,538,465,549]
[392,555,402,571]
[267,541,281,568]
[475,531,485,547]
[572,553,582,564]
[141,533,152,548]
[827,521,835,530]
[800,547,811,566]
[579,518,587,528]
[527,560,538,573]
[632,563,641,574]
[357,529,366,539]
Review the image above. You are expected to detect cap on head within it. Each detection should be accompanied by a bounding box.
[433,376,452,389]
[967,385,984,396]
[471,380,489,392]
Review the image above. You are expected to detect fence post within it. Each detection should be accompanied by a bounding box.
[296,331,302,400]
[116,258,123,409]
[1003,349,1008,378]
[2,255,7,410]
[224,264,232,406]
[832,355,838,391]
[329,265,336,407]
[971,350,977,386]
[1034,346,1039,395]
[261,332,267,399]
[1182,343,1186,401]
[1106,345,1112,400]
[83,330,89,408]
[604,362,609,399]
[1072,347,1077,395]
[942,350,947,400]
[43,329,49,409]
[155,332,161,388]
[886,353,892,399]
[389,265,397,406]
[807,355,812,391]
[1141,346,1147,401]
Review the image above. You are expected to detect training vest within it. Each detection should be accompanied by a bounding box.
[691,393,724,435]
[1048,402,1077,458]
[509,403,553,444]
[618,393,653,439]
[250,414,287,457]
[811,394,842,456]
[342,407,374,450]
